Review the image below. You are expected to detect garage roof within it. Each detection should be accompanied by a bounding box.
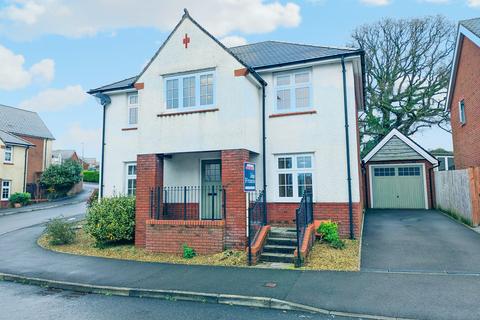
[363,129,438,165]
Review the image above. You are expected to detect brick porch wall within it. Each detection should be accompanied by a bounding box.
[221,149,250,249]
[145,219,225,254]
[267,202,362,238]
[135,154,163,247]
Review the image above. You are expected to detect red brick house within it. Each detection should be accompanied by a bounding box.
[447,18,480,169]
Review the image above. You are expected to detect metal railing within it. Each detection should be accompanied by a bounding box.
[247,190,266,265]
[149,185,226,221]
[295,190,313,267]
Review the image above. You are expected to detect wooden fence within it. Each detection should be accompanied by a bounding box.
[434,167,480,226]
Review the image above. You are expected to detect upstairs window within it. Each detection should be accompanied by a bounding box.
[459,100,466,125]
[127,92,139,126]
[4,145,12,163]
[275,69,311,112]
[165,70,215,110]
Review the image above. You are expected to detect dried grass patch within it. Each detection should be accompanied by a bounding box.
[302,240,360,271]
[38,228,247,267]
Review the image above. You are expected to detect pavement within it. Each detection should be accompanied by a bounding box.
[0,183,95,217]
[361,209,480,274]
[1,203,480,319]
[1,281,350,320]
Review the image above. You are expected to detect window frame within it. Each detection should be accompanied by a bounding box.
[459,100,466,125]
[274,69,312,113]
[127,92,139,126]
[275,153,314,201]
[1,180,11,200]
[164,70,215,111]
[4,145,13,163]
[125,162,137,196]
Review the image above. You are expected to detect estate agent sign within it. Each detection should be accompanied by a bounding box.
[243,162,256,192]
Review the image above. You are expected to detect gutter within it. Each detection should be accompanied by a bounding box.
[262,84,267,221]
[93,93,112,198]
[341,56,355,240]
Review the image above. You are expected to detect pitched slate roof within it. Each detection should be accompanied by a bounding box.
[88,41,360,94]
[0,130,33,147]
[0,104,54,140]
[460,17,480,38]
[229,41,359,69]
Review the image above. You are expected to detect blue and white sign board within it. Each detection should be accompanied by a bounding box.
[244,162,256,192]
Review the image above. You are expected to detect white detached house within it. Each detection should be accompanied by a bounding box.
[88,9,365,261]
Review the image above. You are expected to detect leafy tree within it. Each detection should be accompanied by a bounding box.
[40,160,83,197]
[351,16,456,154]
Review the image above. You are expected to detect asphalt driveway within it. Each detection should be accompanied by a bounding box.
[361,209,480,274]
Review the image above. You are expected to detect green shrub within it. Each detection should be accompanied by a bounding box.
[330,239,346,250]
[318,221,340,243]
[40,160,83,198]
[85,196,136,246]
[45,218,76,245]
[182,244,196,259]
[9,192,31,206]
[82,170,99,183]
[87,189,99,208]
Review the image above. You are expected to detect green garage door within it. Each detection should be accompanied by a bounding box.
[372,166,426,209]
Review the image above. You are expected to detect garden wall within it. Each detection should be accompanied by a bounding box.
[145,219,225,254]
[434,167,480,226]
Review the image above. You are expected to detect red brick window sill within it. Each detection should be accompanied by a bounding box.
[157,108,219,118]
[269,110,317,118]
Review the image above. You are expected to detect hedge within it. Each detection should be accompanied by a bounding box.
[83,170,99,183]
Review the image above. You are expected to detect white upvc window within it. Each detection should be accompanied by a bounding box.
[127,92,139,126]
[125,163,137,196]
[274,69,312,112]
[276,154,314,200]
[459,100,466,125]
[4,145,13,163]
[164,70,215,110]
[1,180,11,200]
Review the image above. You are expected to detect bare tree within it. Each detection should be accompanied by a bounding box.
[351,16,456,152]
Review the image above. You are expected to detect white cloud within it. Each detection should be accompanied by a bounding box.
[0,44,54,90]
[220,35,248,47]
[54,122,101,159]
[0,0,301,39]
[468,0,480,6]
[360,0,391,5]
[419,0,450,3]
[19,85,87,112]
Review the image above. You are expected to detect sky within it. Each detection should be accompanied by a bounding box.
[0,0,477,159]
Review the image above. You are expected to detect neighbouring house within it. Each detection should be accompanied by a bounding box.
[0,130,33,207]
[88,10,365,260]
[430,148,455,171]
[79,157,99,171]
[447,17,480,170]
[52,150,80,165]
[0,104,54,200]
[363,129,438,210]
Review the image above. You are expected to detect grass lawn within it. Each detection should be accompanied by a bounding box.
[302,240,360,271]
[38,228,360,271]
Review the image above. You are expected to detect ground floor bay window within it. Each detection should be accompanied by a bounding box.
[276,153,314,200]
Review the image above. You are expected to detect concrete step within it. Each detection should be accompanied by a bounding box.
[263,244,297,254]
[269,232,296,239]
[267,237,297,246]
[260,252,295,263]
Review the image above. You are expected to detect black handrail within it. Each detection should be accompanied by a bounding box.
[295,190,313,267]
[247,190,266,266]
[149,185,225,221]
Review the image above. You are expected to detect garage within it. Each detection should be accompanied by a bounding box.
[363,129,438,210]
